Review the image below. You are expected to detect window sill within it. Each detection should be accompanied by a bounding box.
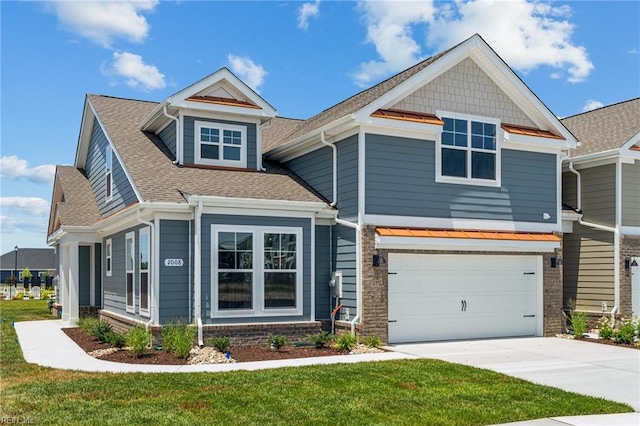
[436,175,501,188]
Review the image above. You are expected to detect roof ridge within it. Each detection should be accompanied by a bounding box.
[561,97,640,121]
[88,94,159,105]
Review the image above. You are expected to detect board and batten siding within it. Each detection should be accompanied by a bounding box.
[200,214,312,324]
[158,121,177,160]
[182,116,257,169]
[315,225,332,320]
[563,224,615,311]
[622,161,640,227]
[159,220,191,323]
[84,118,137,216]
[365,134,557,223]
[580,164,616,227]
[333,224,357,318]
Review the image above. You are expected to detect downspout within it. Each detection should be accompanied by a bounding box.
[335,218,361,335]
[321,131,337,207]
[193,201,204,347]
[137,209,155,332]
[568,161,619,323]
[163,104,181,165]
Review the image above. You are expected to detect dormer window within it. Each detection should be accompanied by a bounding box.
[105,146,113,201]
[195,121,246,167]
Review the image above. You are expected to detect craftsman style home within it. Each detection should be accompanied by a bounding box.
[48,34,578,343]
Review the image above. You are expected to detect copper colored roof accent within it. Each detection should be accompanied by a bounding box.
[630,144,640,152]
[375,227,561,242]
[371,108,445,125]
[185,95,260,109]
[501,123,565,140]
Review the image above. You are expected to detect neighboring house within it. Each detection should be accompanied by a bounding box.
[47,34,577,344]
[561,98,640,318]
[0,248,56,285]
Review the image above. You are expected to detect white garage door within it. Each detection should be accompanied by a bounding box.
[388,254,541,343]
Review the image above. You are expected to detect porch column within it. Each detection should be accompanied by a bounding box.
[60,245,69,322]
[68,242,80,325]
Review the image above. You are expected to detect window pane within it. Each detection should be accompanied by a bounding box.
[126,238,134,270]
[264,272,296,308]
[140,234,149,270]
[140,272,148,310]
[484,136,496,150]
[264,233,279,251]
[471,152,496,179]
[281,234,296,251]
[236,233,252,250]
[218,251,235,269]
[454,118,467,133]
[223,130,242,145]
[442,132,454,146]
[223,146,241,161]
[471,135,484,149]
[201,144,219,159]
[126,272,133,306]
[442,148,467,177]
[484,123,496,136]
[218,232,236,250]
[454,133,467,147]
[218,272,252,310]
[237,252,253,269]
[443,117,454,131]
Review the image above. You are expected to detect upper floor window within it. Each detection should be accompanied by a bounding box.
[105,146,113,201]
[436,112,501,187]
[195,121,246,167]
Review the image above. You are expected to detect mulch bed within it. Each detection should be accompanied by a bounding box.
[582,336,638,350]
[62,328,347,365]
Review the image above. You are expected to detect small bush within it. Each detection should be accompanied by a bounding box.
[93,321,114,342]
[126,326,151,358]
[307,332,334,348]
[334,333,357,352]
[614,317,636,345]
[162,323,196,359]
[78,317,100,335]
[267,334,288,351]
[570,310,588,339]
[597,316,614,340]
[210,336,231,352]
[105,331,126,349]
[362,335,382,348]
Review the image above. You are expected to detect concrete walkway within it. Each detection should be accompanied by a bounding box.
[14,321,640,425]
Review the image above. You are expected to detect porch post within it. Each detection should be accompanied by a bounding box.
[68,242,80,325]
[60,245,70,322]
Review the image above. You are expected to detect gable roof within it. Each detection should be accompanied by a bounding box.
[0,248,55,271]
[561,98,640,157]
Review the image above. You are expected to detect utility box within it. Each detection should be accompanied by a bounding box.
[330,271,343,298]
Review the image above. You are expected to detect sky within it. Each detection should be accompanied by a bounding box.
[1,0,639,255]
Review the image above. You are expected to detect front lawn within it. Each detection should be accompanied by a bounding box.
[0,300,632,425]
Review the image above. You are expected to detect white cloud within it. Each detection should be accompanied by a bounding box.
[46,0,159,48]
[298,1,321,30]
[227,54,268,93]
[103,52,166,91]
[627,48,639,55]
[0,214,48,234]
[0,156,55,185]
[354,0,593,86]
[0,197,50,217]
[582,99,604,112]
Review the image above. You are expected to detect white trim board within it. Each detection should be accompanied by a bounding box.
[364,214,561,233]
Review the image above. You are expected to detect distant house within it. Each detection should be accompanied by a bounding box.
[561,98,640,318]
[48,34,578,343]
[0,248,56,285]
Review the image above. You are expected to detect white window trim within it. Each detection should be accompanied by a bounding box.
[211,225,304,318]
[139,227,150,317]
[195,121,247,168]
[125,231,135,314]
[435,110,502,187]
[105,146,113,202]
[106,238,112,277]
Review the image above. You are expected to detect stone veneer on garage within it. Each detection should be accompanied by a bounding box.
[358,225,564,344]
[620,235,640,316]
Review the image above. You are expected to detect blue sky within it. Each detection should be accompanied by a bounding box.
[1,0,639,255]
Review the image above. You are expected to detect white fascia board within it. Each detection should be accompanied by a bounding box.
[74,98,95,169]
[140,100,170,132]
[375,235,559,253]
[359,119,442,138]
[56,229,103,245]
[170,100,274,121]
[364,214,561,233]
[563,149,621,169]
[620,226,640,236]
[620,131,640,152]
[503,133,571,152]
[178,108,263,126]
[186,195,336,216]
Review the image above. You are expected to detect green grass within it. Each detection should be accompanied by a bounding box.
[0,300,633,425]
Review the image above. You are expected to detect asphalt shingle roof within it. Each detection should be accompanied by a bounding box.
[0,248,55,270]
[55,166,102,227]
[561,98,640,157]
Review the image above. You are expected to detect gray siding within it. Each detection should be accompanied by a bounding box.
[365,134,557,223]
[201,214,312,324]
[622,162,640,227]
[79,246,91,306]
[84,118,137,216]
[158,121,177,159]
[315,225,331,320]
[159,220,191,323]
[94,243,102,307]
[333,224,357,318]
[563,224,615,311]
[580,164,616,227]
[337,136,359,219]
[563,171,578,210]
[286,146,333,202]
[183,116,257,169]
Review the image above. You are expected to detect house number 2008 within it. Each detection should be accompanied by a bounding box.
[164,259,184,267]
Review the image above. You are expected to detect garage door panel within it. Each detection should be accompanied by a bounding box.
[388,254,540,343]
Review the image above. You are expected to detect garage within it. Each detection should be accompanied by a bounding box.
[388,253,542,343]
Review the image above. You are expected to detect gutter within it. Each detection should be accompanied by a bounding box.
[163,103,181,165]
[335,218,362,335]
[320,131,337,207]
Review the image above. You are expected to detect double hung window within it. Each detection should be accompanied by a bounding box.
[196,121,246,167]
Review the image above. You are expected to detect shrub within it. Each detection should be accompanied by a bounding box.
[267,334,288,351]
[126,326,151,358]
[209,336,231,352]
[334,333,357,352]
[307,332,334,348]
[362,335,382,348]
[614,317,636,345]
[104,331,126,349]
[570,310,588,339]
[90,320,113,342]
[162,323,196,359]
[78,317,99,334]
[597,316,614,340]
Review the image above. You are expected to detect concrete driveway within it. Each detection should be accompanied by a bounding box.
[390,337,640,411]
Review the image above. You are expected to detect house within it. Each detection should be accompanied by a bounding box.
[561,98,640,319]
[0,248,56,285]
[47,34,577,344]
